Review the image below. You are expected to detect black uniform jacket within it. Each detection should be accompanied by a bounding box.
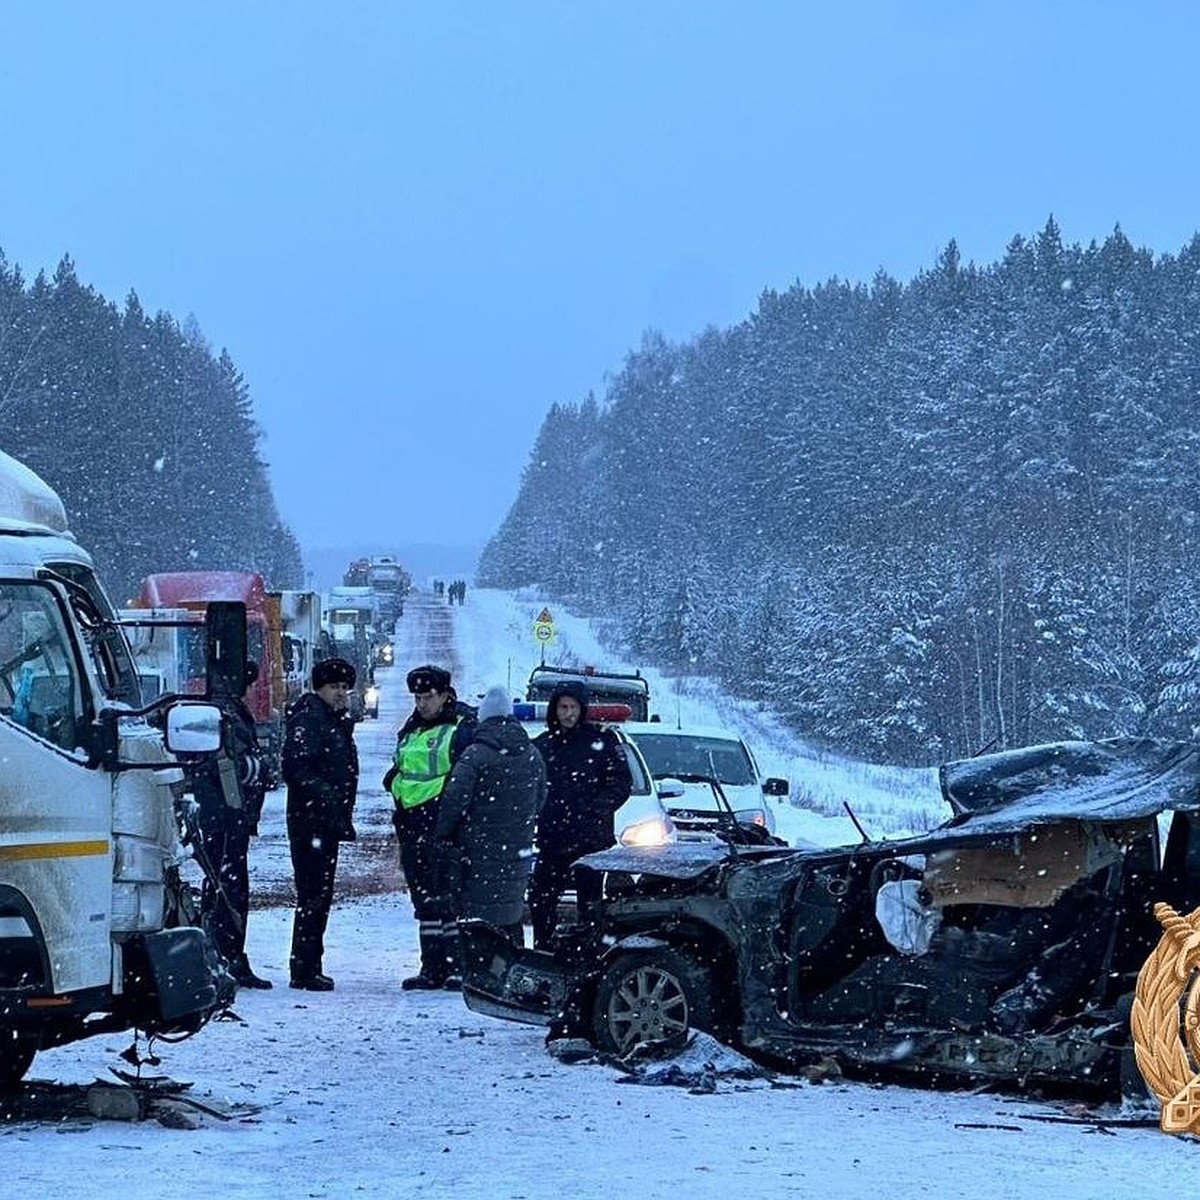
[193,696,266,832]
[283,691,359,842]
[532,682,632,859]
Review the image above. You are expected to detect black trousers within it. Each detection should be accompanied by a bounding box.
[394,800,458,979]
[394,801,453,919]
[528,850,603,950]
[198,809,251,967]
[288,827,340,978]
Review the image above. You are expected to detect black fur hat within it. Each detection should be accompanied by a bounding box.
[406,664,451,694]
[313,657,356,690]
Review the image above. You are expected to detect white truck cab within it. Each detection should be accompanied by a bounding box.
[0,450,227,1087]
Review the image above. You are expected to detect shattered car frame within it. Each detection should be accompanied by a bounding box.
[460,738,1200,1100]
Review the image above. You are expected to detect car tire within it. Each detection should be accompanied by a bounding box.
[593,948,716,1056]
[0,1028,36,1090]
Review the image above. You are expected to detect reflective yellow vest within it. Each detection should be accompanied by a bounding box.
[391,718,461,809]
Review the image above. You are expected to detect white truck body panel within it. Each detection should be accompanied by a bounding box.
[0,722,113,992]
[0,449,227,1082]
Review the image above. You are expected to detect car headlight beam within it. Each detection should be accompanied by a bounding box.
[618,815,676,847]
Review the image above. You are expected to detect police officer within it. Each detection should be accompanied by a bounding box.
[193,661,271,989]
[383,664,476,989]
[284,656,360,991]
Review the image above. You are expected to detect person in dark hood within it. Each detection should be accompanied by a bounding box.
[193,661,271,989]
[436,684,545,947]
[283,656,360,991]
[383,663,477,988]
[528,680,632,948]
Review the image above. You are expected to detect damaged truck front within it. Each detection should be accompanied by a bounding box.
[0,450,230,1087]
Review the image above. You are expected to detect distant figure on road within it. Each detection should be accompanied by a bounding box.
[436,684,544,948]
[384,664,477,988]
[283,656,360,992]
[528,680,632,948]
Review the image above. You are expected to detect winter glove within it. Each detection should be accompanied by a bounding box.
[382,765,397,794]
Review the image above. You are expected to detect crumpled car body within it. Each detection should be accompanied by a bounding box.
[460,737,1200,1100]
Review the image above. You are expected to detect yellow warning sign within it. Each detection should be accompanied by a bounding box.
[533,607,555,644]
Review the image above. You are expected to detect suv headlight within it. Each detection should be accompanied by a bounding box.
[618,814,676,847]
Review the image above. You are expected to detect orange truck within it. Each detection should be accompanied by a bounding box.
[131,572,286,784]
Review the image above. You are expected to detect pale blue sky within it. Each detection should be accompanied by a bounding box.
[3,2,1198,556]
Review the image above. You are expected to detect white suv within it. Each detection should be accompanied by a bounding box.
[620,722,789,838]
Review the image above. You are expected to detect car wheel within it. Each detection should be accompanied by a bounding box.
[593,949,716,1056]
[0,1028,36,1090]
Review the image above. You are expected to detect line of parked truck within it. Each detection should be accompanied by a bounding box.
[118,558,409,784]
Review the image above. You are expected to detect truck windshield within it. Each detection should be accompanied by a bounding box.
[44,562,142,706]
[0,582,86,751]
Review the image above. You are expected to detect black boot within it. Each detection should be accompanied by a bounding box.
[290,954,334,991]
[231,956,274,990]
[401,972,442,991]
[404,926,449,990]
[289,972,335,992]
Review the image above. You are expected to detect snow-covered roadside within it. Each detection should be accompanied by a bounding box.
[445,587,949,848]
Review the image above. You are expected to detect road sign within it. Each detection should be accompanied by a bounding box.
[533,607,555,644]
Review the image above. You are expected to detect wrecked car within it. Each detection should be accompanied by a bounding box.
[460,737,1200,1100]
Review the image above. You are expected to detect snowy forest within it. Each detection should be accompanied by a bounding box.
[481,220,1200,765]
[0,251,301,600]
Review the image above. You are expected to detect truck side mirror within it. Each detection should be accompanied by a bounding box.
[165,702,223,754]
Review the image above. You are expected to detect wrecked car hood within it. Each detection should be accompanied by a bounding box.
[938,737,1200,835]
[575,840,752,879]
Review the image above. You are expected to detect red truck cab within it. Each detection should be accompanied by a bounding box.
[132,571,284,783]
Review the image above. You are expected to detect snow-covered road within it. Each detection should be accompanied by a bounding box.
[5,588,1195,1198]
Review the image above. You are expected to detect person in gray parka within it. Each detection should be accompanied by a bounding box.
[436,685,546,946]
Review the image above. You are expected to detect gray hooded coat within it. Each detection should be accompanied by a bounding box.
[436,713,546,926]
